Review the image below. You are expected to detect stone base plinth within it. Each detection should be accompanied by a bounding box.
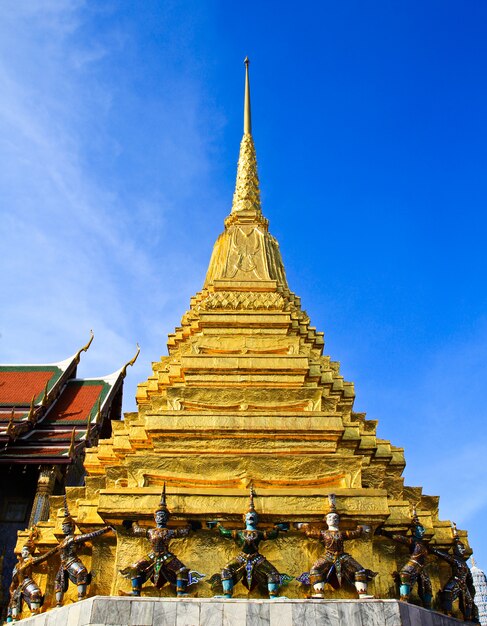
[16,597,466,626]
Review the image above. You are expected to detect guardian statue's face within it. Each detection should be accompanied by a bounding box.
[326,513,340,529]
[412,524,425,539]
[454,541,467,558]
[62,521,74,536]
[245,511,259,528]
[21,547,31,559]
[155,509,169,527]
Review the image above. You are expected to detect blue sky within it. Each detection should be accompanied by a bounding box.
[1,2,487,569]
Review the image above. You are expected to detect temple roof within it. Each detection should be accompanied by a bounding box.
[0,360,73,407]
[0,336,139,464]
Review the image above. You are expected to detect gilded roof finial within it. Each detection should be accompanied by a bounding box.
[41,379,50,407]
[231,58,261,214]
[27,394,37,424]
[121,343,140,379]
[244,57,251,135]
[68,428,77,458]
[6,408,16,437]
[74,330,94,365]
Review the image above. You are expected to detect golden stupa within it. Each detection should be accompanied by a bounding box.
[20,59,467,610]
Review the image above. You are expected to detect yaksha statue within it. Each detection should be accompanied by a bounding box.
[430,523,478,621]
[120,484,204,597]
[296,494,376,599]
[376,505,432,609]
[209,485,290,599]
[54,496,113,606]
[7,527,56,621]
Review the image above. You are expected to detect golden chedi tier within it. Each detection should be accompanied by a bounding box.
[17,59,469,612]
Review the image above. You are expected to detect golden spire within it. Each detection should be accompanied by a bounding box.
[231,57,261,214]
[204,57,289,288]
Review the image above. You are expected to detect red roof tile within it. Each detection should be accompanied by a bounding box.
[43,381,106,425]
[0,369,59,405]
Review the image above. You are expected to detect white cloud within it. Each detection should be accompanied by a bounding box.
[0,3,219,411]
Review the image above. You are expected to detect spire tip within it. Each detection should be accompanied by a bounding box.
[244,57,251,135]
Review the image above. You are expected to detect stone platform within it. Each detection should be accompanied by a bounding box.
[16,597,467,626]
